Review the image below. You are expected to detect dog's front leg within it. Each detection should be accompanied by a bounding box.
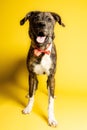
[47,74,58,127]
[23,72,38,114]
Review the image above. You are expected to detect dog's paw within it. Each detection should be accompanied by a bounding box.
[48,118,58,127]
[22,107,31,114]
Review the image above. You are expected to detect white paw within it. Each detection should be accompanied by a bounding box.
[48,118,58,127]
[22,96,34,114]
[22,106,31,114]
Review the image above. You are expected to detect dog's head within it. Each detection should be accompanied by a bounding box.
[20,11,65,48]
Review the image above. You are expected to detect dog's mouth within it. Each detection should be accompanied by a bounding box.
[36,32,46,44]
[36,36,46,43]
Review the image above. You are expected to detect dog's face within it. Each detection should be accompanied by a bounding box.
[28,12,56,46]
[20,11,65,48]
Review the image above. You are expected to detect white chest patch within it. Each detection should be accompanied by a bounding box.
[34,44,52,76]
[34,54,52,75]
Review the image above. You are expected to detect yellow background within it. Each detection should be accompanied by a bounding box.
[0,0,87,130]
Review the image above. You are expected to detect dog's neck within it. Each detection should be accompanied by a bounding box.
[34,43,52,57]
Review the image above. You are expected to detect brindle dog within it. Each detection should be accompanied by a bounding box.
[20,11,65,127]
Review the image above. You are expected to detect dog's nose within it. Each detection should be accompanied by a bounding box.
[37,22,46,27]
[38,32,44,36]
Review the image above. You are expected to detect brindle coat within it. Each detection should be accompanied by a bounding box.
[20,11,65,127]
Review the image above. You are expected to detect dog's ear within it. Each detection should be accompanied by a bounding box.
[20,12,32,25]
[20,11,41,25]
[51,12,65,27]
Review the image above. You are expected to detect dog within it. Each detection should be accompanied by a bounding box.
[20,11,65,127]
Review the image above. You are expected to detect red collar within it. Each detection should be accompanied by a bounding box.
[34,44,51,56]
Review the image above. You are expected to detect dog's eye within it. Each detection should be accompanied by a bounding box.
[34,16,40,20]
[47,17,52,22]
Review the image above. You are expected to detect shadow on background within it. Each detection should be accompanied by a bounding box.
[0,58,26,84]
[0,58,28,107]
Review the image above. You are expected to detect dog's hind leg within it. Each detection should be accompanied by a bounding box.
[22,72,38,114]
[47,74,58,127]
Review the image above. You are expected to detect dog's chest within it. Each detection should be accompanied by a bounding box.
[34,54,52,75]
